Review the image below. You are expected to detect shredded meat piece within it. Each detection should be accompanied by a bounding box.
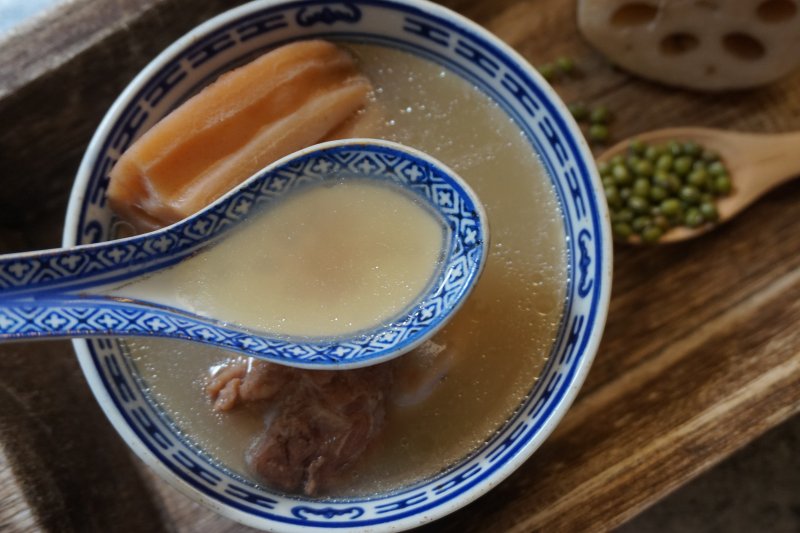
[208,360,392,495]
[207,364,246,411]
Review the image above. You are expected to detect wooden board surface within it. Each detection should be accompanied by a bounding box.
[1,0,799,531]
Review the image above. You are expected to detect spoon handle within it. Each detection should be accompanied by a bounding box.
[0,295,264,353]
[0,297,173,342]
[0,226,205,298]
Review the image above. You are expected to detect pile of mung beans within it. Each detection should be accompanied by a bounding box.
[601,140,732,243]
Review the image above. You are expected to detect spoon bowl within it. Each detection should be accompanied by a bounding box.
[0,139,488,369]
[599,127,800,243]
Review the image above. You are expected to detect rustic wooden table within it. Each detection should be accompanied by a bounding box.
[1,0,799,531]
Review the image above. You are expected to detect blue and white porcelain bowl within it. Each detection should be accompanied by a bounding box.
[64,0,612,530]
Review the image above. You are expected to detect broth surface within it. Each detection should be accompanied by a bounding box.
[127,43,567,497]
[119,180,445,337]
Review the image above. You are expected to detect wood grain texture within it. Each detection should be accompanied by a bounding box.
[1,0,799,532]
[0,341,171,532]
[0,0,154,98]
[0,449,39,531]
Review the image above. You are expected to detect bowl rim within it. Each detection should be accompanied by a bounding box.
[63,0,613,530]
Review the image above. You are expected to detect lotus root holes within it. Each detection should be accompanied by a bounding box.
[660,33,700,56]
[610,3,658,26]
[723,33,766,61]
[757,0,797,23]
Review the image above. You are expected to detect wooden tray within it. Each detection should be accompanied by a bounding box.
[1,1,799,531]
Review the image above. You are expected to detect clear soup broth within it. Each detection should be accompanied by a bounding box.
[127,43,567,497]
[119,179,447,337]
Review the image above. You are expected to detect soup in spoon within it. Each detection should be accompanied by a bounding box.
[117,179,447,337]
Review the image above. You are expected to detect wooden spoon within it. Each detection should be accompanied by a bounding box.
[598,127,800,243]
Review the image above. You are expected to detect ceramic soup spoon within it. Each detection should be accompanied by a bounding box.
[599,127,800,243]
[0,139,488,369]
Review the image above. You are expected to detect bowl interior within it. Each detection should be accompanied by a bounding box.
[65,0,610,531]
